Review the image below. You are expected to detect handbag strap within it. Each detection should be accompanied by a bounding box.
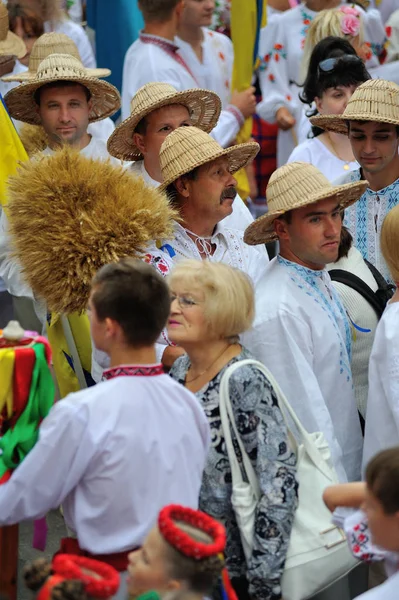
[219,362,261,498]
[222,359,336,482]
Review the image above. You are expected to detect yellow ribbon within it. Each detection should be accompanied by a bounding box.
[0,348,16,419]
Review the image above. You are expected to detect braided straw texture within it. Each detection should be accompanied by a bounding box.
[107,82,221,161]
[7,147,178,314]
[159,126,259,189]
[244,162,368,245]
[0,3,27,58]
[310,79,399,135]
[4,53,120,124]
[2,32,111,81]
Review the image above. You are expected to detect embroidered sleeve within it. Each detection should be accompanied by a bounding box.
[257,19,293,123]
[228,364,298,600]
[363,8,387,62]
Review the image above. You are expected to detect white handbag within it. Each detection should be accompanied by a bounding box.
[219,359,358,600]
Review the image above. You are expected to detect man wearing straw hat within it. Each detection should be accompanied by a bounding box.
[1,31,116,141]
[108,81,256,232]
[0,52,120,326]
[311,79,399,282]
[242,161,367,483]
[121,0,256,148]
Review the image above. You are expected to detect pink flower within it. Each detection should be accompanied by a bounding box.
[340,5,360,16]
[341,13,360,36]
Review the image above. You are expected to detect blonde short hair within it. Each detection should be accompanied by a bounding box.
[168,260,255,340]
[381,205,399,283]
[301,7,364,81]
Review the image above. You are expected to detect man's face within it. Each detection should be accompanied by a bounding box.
[178,157,237,225]
[134,104,191,162]
[348,121,399,175]
[87,290,107,352]
[181,0,215,28]
[275,197,342,269]
[37,84,91,146]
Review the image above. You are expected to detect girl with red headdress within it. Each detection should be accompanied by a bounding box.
[127,505,236,600]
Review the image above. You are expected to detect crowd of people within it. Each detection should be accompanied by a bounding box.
[1,1,399,600]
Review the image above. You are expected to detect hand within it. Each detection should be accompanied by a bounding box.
[276,106,296,130]
[162,345,186,371]
[231,86,257,119]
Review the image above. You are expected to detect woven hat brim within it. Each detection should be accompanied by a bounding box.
[159,141,260,192]
[4,75,120,124]
[244,180,369,245]
[0,31,27,59]
[107,89,222,161]
[310,113,399,135]
[2,66,111,82]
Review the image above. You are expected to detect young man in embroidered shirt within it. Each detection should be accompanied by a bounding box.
[108,81,255,233]
[0,258,210,595]
[242,161,367,483]
[311,79,399,282]
[121,0,256,148]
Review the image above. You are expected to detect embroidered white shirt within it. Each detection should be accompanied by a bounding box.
[334,170,399,282]
[0,373,211,553]
[363,302,399,470]
[242,256,363,483]
[176,28,234,109]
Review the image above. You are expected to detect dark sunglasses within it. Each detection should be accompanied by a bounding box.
[318,55,363,74]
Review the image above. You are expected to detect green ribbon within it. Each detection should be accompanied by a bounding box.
[0,343,55,478]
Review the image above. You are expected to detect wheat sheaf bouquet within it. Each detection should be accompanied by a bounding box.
[7,147,178,314]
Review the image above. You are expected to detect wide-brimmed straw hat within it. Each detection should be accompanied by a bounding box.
[107,82,222,161]
[159,126,259,191]
[0,4,26,59]
[4,53,120,124]
[1,32,111,82]
[310,79,399,135]
[244,162,368,245]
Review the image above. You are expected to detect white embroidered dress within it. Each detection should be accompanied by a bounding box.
[335,170,399,282]
[288,136,359,182]
[242,256,363,482]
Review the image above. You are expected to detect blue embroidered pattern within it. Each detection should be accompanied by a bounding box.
[344,170,399,281]
[277,256,352,382]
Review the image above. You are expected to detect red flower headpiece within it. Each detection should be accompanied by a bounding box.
[37,555,120,600]
[158,505,226,560]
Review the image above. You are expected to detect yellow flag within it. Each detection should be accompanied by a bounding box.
[47,312,94,398]
[230,0,267,200]
[0,95,28,207]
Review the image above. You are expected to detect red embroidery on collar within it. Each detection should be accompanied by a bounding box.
[103,365,164,380]
[139,33,199,85]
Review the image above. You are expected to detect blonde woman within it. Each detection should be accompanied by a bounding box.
[167,260,298,600]
[6,0,95,68]
[363,205,399,469]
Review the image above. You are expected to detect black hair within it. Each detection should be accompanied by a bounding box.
[34,80,92,106]
[300,37,371,137]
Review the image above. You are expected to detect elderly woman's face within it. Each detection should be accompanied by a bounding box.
[167,286,208,346]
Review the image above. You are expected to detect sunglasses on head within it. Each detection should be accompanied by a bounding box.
[318,54,363,74]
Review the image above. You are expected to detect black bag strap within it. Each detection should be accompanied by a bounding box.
[364,259,395,301]
[329,269,385,318]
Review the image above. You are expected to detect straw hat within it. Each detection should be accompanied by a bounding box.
[159,126,260,191]
[0,3,26,59]
[1,32,111,82]
[244,162,368,245]
[4,53,120,125]
[310,79,399,135]
[107,82,222,161]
